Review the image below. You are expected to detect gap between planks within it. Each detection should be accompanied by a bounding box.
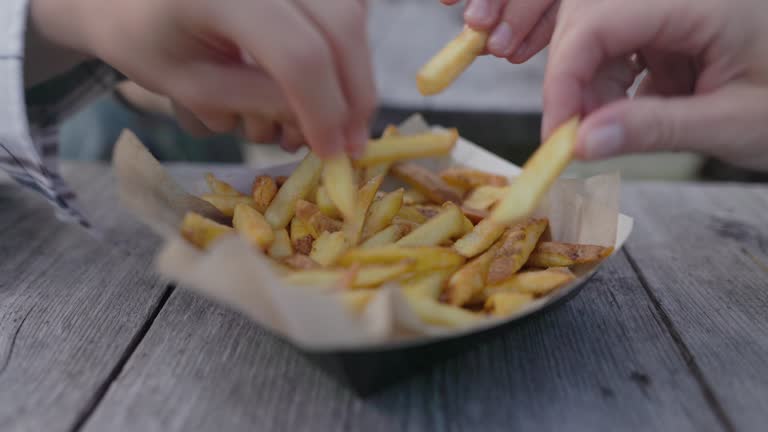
[68,284,177,432]
[622,248,737,432]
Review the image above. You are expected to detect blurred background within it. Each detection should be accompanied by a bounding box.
[57,0,767,182]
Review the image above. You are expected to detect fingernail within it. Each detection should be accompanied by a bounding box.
[464,0,491,25]
[488,23,515,57]
[583,123,625,159]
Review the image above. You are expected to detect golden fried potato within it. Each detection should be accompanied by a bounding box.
[491,117,579,226]
[265,152,323,229]
[463,185,508,211]
[200,194,255,217]
[453,218,506,258]
[232,203,274,250]
[445,239,502,306]
[356,130,458,167]
[391,163,463,204]
[402,268,455,299]
[526,242,613,268]
[310,231,349,267]
[353,262,413,288]
[268,228,293,259]
[360,223,411,248]
[363,124,399,182]
[315,186,340,219]
[486,218,548,285]
[417,26,488,96]
[440,167,508,189]
[484,267,575,297]
[484,292,534,317]
[362,188,404,239]
[338,245,465,273]
[396,206,429,224]
[205,173,243,196]
[396,202,465,247]
[403,188,429,205]
[251,175,278,213]
[180,212,234,249]
[404,292,482,328]
[344,175,384,246]
[290,216,315,255]
[322,154,357,220]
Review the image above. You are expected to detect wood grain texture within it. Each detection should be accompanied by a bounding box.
[0,163,168,431]
[83,251,720,432]
[623,183,768,432]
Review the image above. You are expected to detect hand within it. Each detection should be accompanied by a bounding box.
[441,0,559,63]
[30,0,377,158]
[543,0,768,170]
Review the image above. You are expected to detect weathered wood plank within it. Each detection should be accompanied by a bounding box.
[83,250,720,431]
[0,163,169,431]
[622,182,768,432]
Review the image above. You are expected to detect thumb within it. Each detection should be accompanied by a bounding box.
[575,85,768,170]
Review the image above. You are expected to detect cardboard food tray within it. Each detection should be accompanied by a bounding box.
[113,115,633,395]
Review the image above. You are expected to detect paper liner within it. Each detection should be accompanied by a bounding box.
[113,115,633,351]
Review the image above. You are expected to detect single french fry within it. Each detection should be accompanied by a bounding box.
[268,228,293,259]
[284,269,342,288]
[315,186,340,219]
[360,223,411,248]
[396,202,465,247]
[339,289,377,314]
[353,261,413,288]
[362,188,404,239]
[363,124,399,182]
[338,246,465,273]
[446,239,503,306]
[200,194,255,217]
[310,231,349,267]
[265,152,323,229]
[526,242,614,268]
[284,254,320,270]
[485,268,575,297]
[402,268,454,299]
[396,206,429,224]
[453,218,506,258]
[391,163,463,204]
[205,173,242,196]
[417,26,489,96]
[344,175,384,246]
[180,212,234,249]
[484,292,534,317]
[487,218,549,285]
[440,167,508,189]
[404,292,482,328]
[251,175,278,213]
[463,185,509,211]
[295,200,342,237]
[491,117,580,225]
[403,188,428,205]
[232,203,274,250]
[322,154,357,220]
[290,216,315,254]
[355,130,458,167]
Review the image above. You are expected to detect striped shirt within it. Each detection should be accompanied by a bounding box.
[1,0,123,228]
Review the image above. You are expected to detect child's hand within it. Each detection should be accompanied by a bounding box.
[31,0,377,158]
[440,0,559,63]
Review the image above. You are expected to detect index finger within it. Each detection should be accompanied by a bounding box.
[541,0,706,138]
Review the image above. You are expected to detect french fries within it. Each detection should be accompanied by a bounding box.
[396,203,465,247]
[417,26,489,96]
[200,195,256,217]
[310,231,349,267]
[484,268,575,297]
[440,168,508,189]
[181,119,617,331]
[265,152,323,229]
[391,163,463,204]
[491,117,580,226]
[356,130,458,167]
[251,175,278,213]
[232,203,274,250]
[180,212,233,249]
[205,173,242,196]
[321,154,357,221]
[344,175,384,246]
[268,228,293,259]
[486,219,548,285]
[526,242,613,268]
[362,188,403,239]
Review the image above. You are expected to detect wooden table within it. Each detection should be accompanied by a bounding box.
[2,162,768,432]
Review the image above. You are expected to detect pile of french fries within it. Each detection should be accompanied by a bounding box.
[178,122,613,329]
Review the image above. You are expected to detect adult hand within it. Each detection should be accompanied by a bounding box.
[440,0,559,63]
[544,0,768,170]
[30,0,377,158]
